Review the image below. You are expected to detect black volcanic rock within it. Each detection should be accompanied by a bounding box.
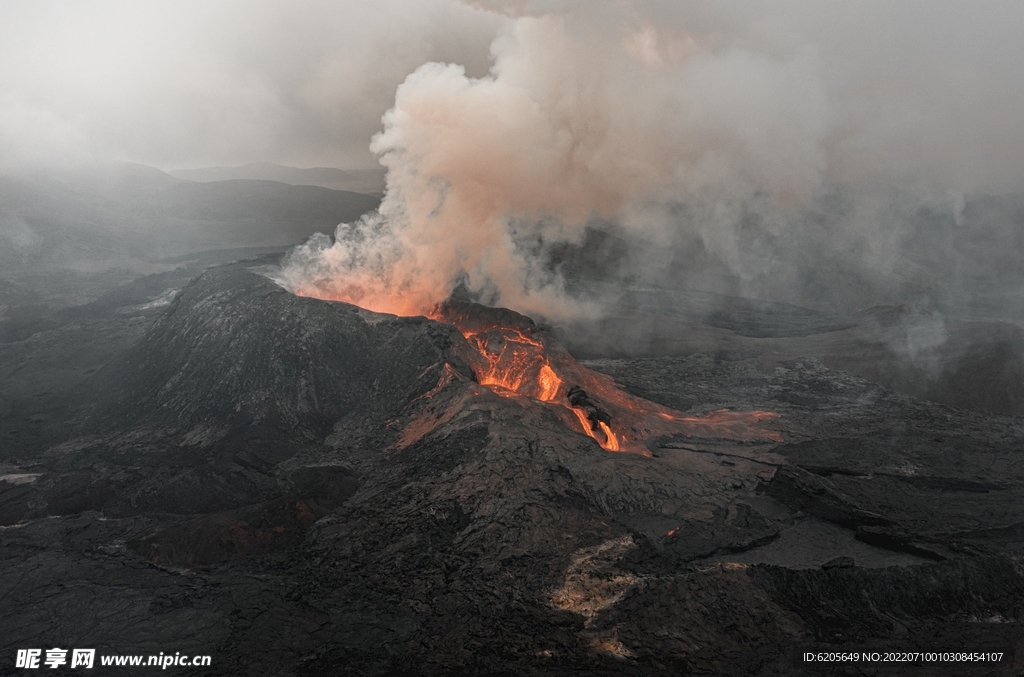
[557,295,1024,419]
[1,262,475,523]
[90,261,470,441]
[820,555,855,569]
[5,261,1024,676]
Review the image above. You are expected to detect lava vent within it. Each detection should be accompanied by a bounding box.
[429,299,782,455]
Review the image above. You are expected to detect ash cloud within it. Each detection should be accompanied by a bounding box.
[279,1,1024,322]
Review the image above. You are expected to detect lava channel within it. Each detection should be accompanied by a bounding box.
[429,300,781,456]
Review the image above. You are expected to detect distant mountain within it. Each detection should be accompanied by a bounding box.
[0,162,381,273]
[170,162,386,194]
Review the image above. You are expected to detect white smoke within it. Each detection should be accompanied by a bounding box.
[277,0,1024,319]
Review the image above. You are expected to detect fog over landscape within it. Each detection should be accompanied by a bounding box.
[5,3,1024,675]
[5,1,1024,325]
[275,0,1024,322]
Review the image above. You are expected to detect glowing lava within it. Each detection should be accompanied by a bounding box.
[436,309,622,451]
[459,324,563,401]
[289,285,781,454]
[429,300,782,455]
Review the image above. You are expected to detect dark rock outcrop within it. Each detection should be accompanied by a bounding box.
[4,262,1024,676]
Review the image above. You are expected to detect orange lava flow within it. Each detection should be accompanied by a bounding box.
[460,325,558,399]
[567,406,618,451]
[428,302,782,456]
[597,421,620,452]
[292,285,782,454]
[452,321,623,451]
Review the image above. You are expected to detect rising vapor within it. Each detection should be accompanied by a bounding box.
[277,0,1024,319]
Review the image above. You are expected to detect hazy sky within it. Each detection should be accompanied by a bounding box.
[0,0,502,170]
[2,0,1023,191]
[4,0,1024,319]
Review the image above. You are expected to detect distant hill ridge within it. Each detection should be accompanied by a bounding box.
[170,162,385,194]
[0,162,382,271]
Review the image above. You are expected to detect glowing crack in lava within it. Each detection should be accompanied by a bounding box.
[292,285,780,454]
[428,300,781,455]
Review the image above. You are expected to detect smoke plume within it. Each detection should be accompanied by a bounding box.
[277,0,1024,320]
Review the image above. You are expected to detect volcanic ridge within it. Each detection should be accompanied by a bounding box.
[3,260,1024,675]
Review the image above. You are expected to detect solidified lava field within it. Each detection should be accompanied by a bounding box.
[3,257,1024,676]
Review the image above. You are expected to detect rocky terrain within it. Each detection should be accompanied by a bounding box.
[3,256,1024,675]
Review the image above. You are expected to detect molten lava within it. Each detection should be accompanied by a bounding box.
[429,300,781,455]
[290,283,781,454]
[438,311,623,451]
[460,324,564,401]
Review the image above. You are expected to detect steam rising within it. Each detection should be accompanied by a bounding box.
[5,1,1019,321]
[276,7,830,316]
[277,1,1024,320]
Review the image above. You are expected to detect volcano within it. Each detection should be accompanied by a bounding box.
[4,258,1024,675]
[428,298,782,455]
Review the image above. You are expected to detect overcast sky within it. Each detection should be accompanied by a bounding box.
[0,0,502,170]
[2,0,1023,193]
